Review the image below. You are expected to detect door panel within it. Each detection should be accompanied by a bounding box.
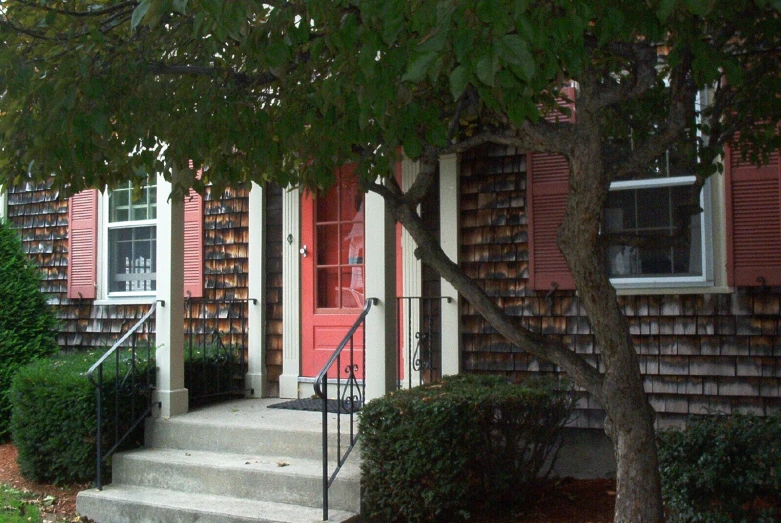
[301,165,365,377]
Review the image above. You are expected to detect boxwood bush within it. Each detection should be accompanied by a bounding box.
[10,347,238,485]
[658,414,781,523]
[0,220,59,439]
[10,349,152,484]
[360,374,573,522]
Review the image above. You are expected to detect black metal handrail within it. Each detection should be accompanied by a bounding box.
[313,297,377,522]
[397,296,452,389]
[185,297,254,405]
[87,302,160,490]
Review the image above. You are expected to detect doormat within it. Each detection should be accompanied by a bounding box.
[268,398,362,414]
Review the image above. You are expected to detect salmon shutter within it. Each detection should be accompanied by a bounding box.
[67,189,98,299]
[527,153,575,291]
[183,169,204,298]
[725,145,781,286]
[527,85,576,291]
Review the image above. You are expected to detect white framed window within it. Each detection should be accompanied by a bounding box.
[605,175,713,288]
[102,180,157,296]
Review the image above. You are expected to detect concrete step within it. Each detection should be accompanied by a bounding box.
[112,448,361,513]
[76,485,359,523]
[145,404,358,461]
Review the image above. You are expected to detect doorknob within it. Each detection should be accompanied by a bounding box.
[300,245,308,257]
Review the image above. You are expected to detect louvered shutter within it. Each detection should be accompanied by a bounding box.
[527,153,575,290]
[183,168,204,298]
[67,189,98,299]
[527,86,576,291]
[725,145,781,286]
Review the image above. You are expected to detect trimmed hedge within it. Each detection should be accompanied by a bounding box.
[360,375,573,522]
[10,348,238,485]
[0,220,59,439]
[10,350,152,484]
[658,414,781,523]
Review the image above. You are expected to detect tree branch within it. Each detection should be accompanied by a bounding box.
[369,179,606,400]
[15,0,137,18]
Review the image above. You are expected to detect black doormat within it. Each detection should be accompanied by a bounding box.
[268,398,362,414]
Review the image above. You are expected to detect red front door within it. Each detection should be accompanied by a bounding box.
[301,165,365,377]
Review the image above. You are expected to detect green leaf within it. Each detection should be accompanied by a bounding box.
[402,52,437,83]
[685,0,713,16]
[449,65,469,100]
[475,51,498,87]
[131,0,152,30]
[500,34,535,81]
[657,0,677,21]
[172,0,188,14]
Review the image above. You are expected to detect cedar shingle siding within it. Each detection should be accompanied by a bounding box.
[6,181,284,395]
[460,144,781,428]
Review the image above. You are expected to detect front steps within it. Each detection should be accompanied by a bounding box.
[77,399,361,523]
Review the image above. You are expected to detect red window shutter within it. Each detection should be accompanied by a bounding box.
[527,153,575,291]
[183,174,204,298]
[725,145,781,286]
[67,189,98,299]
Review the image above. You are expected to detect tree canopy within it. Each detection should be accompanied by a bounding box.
[1,2,780,522]
[1,1,778,195]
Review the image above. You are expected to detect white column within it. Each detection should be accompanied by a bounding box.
[279,188,301,398]
[154,173,188,418]
[246,182,266,397]
[401,158,423,388]
[0,185,7,222]
[439,154,461,377]
[364,183,397,401]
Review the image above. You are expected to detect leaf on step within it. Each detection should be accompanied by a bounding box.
[277,461,290,467]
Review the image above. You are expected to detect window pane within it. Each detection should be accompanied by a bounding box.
[316,268,339,308]
[605,183,703,279]
[341,267,364,308]
[109,181,157,223]
[108,226,156,292]
[636,187,669,229]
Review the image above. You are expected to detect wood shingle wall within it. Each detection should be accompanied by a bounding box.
[459,144,781,428]
[6,181,284,395]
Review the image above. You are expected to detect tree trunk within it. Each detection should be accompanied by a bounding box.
[558,130,664,523]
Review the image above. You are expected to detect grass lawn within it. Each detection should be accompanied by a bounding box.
[0,484,45,522]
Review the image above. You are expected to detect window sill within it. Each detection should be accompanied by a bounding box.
[614,285,732,296]
[93,296,157,306]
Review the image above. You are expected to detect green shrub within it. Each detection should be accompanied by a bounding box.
[0,220,59,439]
[658,414,781,523]
[9,349,153,485]
[10,347,238,485]
[360,374,573,522]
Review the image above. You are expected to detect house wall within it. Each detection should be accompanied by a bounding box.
[6,181,284,396]
[459,144,781,428]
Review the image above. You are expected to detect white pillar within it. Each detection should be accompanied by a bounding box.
[401,158,423,388]
[439,154,461,376]
[246,182,266,397]
[279,188,301,398]
[0,185,7,222]
[364,183,397,401]
[154,173,188,417]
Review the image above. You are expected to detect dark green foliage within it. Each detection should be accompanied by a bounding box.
[0,220,59,439]
[9,347,238,485]
[658,414,781,523]
[359,375,573,522]
[9,350,153,485]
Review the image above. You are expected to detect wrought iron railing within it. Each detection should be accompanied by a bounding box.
[313,297,377,522]
[396,296,452,389]
[87,303,159,490]
[184,297,253,405]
